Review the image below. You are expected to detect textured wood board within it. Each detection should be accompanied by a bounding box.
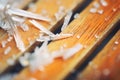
[78,30,120,80]
[0,0,84,74]
[14,0,120,80]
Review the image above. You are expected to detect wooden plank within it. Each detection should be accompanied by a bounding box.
[78,30,120,80]
[14,0,120,80]
[0,0,84,74]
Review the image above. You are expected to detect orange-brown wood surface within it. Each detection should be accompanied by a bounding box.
[78,30,120,80]
[14,0,120,80]
[0,0,84,74]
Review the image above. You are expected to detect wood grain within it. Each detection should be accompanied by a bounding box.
[0,0,84,74]
[14,0,120,80]
[78,30,120,80]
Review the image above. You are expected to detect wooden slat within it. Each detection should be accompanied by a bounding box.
[13,0,120,80]
[0,0,84,74]
[78,30,120,80]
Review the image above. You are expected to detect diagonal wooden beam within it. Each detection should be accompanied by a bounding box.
[0,0,84,74]
[14,0,120,80]
[78,30,120,80]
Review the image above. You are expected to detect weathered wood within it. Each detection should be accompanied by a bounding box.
[0,0,84,74]
[14,0,120,80]
[78,30,120,80]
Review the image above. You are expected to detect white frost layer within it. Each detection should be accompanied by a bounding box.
[90,8,97,13]
[29,41,53,71]
[29,20,54,36]
[0,0,54,53]
[63,44,83,60]
[0,0,28,9]
[7,58,15,66]
[30,20,73,42]
[100,0,108,6]
[0,74,14,80]
[61,11,73,31]
[19,53,30,67]
[51,43,83,60]
[37,33,73,42]
[12,16,25,23]
[4,46,11,55]
[8,8,51,22]
[55,6,65,21]
[19,41,49,70]
[19,41,83,72]
[13,28,25,52]
[1,41,7,48]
